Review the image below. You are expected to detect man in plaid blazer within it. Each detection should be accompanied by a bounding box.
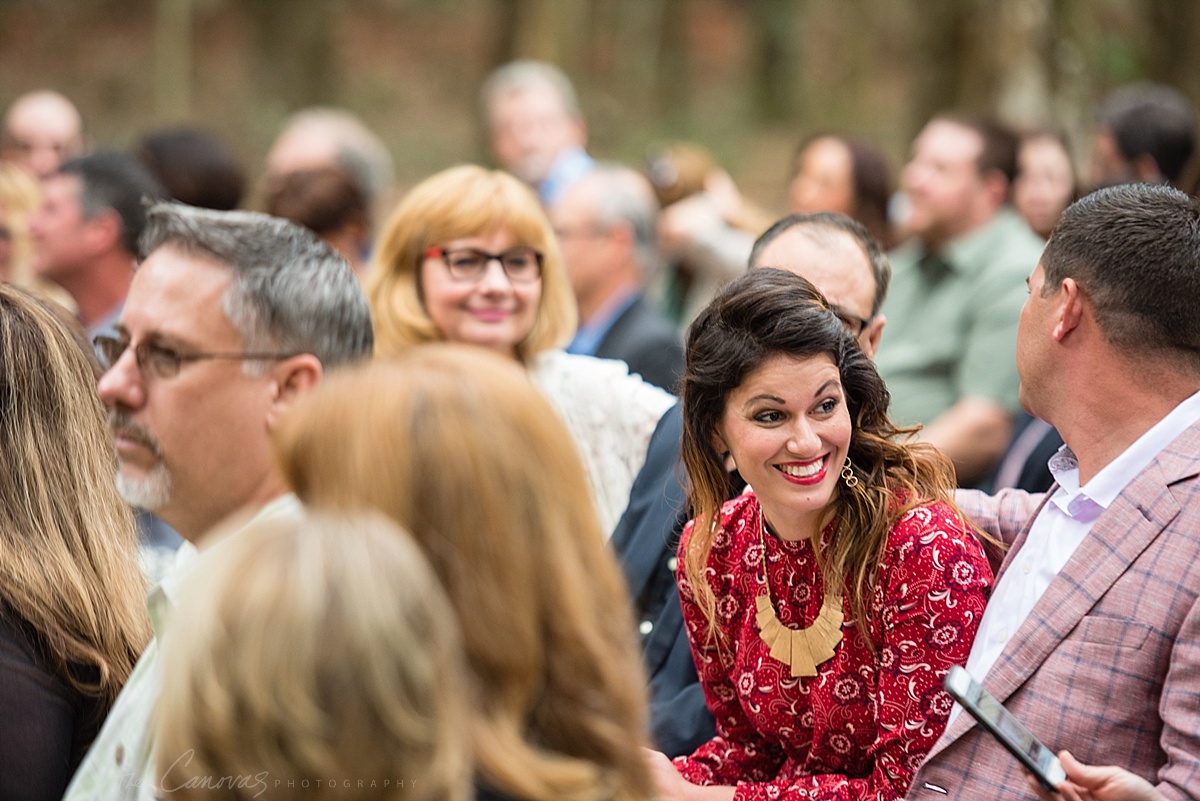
[908,183,1200,800]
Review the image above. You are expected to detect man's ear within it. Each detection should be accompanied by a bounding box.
[860,314,886,361]
[85,208,123,254]
[265,354,323,429]
[1052,278,1084,341]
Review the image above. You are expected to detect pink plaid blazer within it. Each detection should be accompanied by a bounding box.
[907,420,1200,801]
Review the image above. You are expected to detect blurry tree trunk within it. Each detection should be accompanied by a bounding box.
[487,0,573,65]
[654,0,690,118]
[245,0,340,109]
[155,0,192,120]
[904,0,974,126]
[583,0,619,75]
[1144,0,1200,100]
[489,0,520,67]
[750,0,802,123]
[993,0,1052,126]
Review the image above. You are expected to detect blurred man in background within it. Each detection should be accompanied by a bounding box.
[551,163,682,392]
[482,59,593,206]
[877,113,1043,487]
[30,151,164,336]
[1,90,89,179]
[1089,82,1198,190]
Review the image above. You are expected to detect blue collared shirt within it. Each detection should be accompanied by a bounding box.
[566,287,640,357]
[537,147,595,207]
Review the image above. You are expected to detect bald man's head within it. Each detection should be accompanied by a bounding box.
[750,212,890,359]
[2,91,87,178]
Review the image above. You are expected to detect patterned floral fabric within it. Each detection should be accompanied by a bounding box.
[674,491,992,801]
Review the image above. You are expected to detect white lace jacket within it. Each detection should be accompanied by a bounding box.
[528,350,676,536]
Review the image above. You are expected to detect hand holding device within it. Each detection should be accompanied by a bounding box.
[943,665,1067,792]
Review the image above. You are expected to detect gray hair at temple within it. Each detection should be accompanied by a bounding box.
[575,163,660,273]
[480,60,583,124]
[138,202,374,369]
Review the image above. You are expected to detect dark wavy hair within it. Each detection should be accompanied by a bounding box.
[680,268,964,641]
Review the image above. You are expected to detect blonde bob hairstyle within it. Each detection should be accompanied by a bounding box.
[365,164,577,362]
[155,510,472,801]
[0,283,148,703]
[274,344,651,801]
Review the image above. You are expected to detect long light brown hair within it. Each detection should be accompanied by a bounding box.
[364,164,577,363]
[274,345,651,801]
[681,269,967,643]
[156,511,473,801]
[0,284,149,702]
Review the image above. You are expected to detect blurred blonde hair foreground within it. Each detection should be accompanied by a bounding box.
[155,511,472,801]
[274,344,652,801]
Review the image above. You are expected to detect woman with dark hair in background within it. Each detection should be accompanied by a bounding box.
[787,133,895,248]
[1013,129,1077,240]
[266,165,371,275]
[134,127,246,211]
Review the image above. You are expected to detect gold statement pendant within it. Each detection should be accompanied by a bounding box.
[754,593,844,677]
[755,503,844,677]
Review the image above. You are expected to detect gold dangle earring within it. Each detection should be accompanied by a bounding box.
[841,457,860,490]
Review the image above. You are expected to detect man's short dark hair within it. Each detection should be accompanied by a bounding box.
[749,212,892,317]
[933,112,1020,187]
[57,151,165,255]
[1095,82,1198,186]
[136,127,246,211]
[1041,183,1200,370]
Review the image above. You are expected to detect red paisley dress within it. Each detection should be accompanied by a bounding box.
[673,491,992,801]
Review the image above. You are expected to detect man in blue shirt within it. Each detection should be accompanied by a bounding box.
[553,164,683,392]
[481,60,594,207]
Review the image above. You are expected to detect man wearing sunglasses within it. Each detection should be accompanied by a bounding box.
[65,202,373,800]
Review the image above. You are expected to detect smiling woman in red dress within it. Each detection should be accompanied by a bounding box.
[646,268,994,801]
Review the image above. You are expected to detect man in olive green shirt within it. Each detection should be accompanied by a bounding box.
[877,113,1044,486]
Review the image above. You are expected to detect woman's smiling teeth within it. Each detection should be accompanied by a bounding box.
[778,457,824,478]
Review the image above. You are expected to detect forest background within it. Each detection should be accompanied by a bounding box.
[2,0,1198,211]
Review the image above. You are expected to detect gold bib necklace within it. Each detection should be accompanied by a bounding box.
[755,503,844,677]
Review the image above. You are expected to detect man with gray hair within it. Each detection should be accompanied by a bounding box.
[749,211,891,360]
[551,164,682,391]
[65,202,373,800]
[482,59,593,205]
